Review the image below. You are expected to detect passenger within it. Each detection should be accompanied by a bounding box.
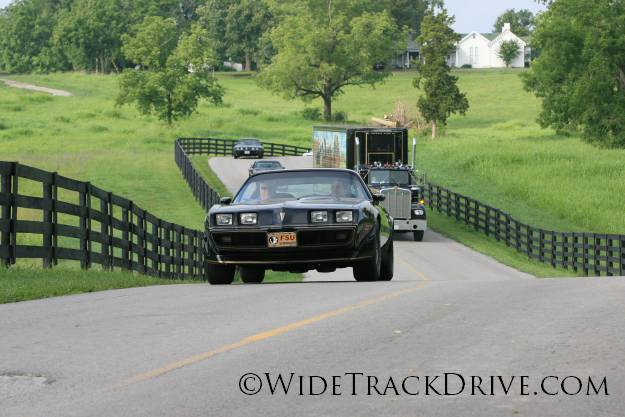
[330,179,349,198]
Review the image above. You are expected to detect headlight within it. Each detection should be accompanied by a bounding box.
[336,211,353,223]
[216,214,233,225]
[311,211,328,223]
[413,209,425,216]
[239,213,258,225]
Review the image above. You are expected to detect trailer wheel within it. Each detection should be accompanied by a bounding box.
[413,230,424,241]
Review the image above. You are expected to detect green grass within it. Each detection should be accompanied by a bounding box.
[0,267,201,303]
[427,211,580,278]
[190,155,231,196]
[1,69,622,284]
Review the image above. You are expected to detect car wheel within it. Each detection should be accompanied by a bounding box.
[207,263,235,285]
[353,233,381,282]
[413,230,424,241]
[379,235,394,281]
[258,153,264,159]
[233,154,238,159]
[240,267,265,283]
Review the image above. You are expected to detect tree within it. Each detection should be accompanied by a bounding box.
[0,0,69,73]
[493,9,534,36]
[117,17,224,125]
[497,40,521,68]
[53,0,126,73]
[521,0,625,147]
[413,5,469,139]
[258,0,404,121]
[224,0,272,70]
[380,0,428,34]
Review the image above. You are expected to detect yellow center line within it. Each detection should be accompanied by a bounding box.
[397,256,431,281]
[116,282,429,388]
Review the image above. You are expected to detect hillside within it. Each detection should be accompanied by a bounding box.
[1,70,624,237]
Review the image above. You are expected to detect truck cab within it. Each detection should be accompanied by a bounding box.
[360,164,427,241]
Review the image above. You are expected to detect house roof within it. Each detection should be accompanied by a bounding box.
[458,32,497,41]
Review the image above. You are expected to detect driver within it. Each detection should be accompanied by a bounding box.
[259,182,274,201]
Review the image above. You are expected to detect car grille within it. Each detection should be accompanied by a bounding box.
[298,229,354,246]
[212,228,354,249]
[381,187,411,219]
[212,232,266,248]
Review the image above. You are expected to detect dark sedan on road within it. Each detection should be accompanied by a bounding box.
[232,138,264,159]
[248,160,285,176]
[204,169,394,284]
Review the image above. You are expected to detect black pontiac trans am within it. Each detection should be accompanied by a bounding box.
[203,169,394,284]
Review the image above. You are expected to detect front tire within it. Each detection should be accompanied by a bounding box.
[240,267,265,283]
[379,235,394,281]
[413,230,424,241]
[207,263,235,285]
[353,233,381,282]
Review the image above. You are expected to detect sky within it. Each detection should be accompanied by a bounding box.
[0,0,546,33]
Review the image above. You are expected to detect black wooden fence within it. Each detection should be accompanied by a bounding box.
[0,161,205,279]
[175,137,310,211]
[424,183,625,276]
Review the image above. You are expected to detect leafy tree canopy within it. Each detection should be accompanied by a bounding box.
[493,8,534,37]
[414,5,469,138]
[258,0,405,121]
[117,17,224,125]
[522,0,625,147]
[497,40,521,68]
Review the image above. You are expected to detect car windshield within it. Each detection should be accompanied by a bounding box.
[369,170,410,186]
[238,140,261,146]
[234,171,370,204]
[255,161,281,169]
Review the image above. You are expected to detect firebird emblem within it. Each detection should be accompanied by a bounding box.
[279,212,286,221]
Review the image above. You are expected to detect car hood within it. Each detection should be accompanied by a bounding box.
[211,197,364,213]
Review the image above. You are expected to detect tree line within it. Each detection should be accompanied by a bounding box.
[0,0,428,74]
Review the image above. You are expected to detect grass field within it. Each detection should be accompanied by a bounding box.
[1,69,622,297]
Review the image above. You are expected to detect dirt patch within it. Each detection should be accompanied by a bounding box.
[0,78,72,97]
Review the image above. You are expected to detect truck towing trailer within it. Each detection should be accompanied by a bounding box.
[312,126,427,241]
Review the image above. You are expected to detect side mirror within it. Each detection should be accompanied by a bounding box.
[220,197,232,205]
[372,193,385,204]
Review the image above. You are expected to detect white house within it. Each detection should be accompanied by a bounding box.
[450,23,529,68]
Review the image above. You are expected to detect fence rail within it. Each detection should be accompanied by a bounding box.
[424,183,625,276]
[175,137,310,211]
[0,161,205,279]
[4,136,622,278]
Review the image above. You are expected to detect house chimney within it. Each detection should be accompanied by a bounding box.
[503,22,511,33]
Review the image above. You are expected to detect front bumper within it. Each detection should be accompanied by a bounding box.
[204,226,375,267]
[393,218,427,232]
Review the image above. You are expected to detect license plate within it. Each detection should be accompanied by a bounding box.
[244,150,250,155]
[267,232,297,248]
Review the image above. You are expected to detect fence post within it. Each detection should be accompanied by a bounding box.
[582,234,589,276]
[175,226,182,278]
[1,163,16,267]
[42,175,54,268]
[100,194,110,270]
[620,237,625,277]
[153,220,160,277]
[79,182,90,270]
[123,204,131,270]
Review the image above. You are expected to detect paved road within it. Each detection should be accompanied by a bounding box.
[2,156,624,417]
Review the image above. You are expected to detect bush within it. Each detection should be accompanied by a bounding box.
[301,107,322,120]
[238,108,261,116]
[461,64,472,69]
[331,111,348,122]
